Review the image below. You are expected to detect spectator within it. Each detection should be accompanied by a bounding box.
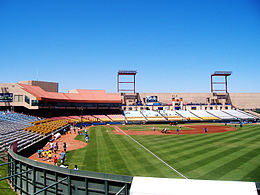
[48,152,52,162]
[63,142,67,152]
[54,155,58,166]
[42,150,45,161]
[60,151,66,165]
[56,142,59,151]
[50,142,54,152]
[37,149,41,158]
[54,144,57,153]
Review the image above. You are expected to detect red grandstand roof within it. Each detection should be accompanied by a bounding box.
[19,84,121,103]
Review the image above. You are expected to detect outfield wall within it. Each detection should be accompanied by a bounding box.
[7,149,132,195]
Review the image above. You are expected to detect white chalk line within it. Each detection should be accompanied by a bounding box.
[114,126,188,179]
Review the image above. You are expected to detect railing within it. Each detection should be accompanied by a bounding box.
[4,149,132,195]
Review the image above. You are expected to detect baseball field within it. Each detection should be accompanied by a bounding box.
[66,123,260,182]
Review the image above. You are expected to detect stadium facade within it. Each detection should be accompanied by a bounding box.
[0,80,260,117]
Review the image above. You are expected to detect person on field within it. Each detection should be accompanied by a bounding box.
[50,142,54,152]
[54,143,58,153]
[54,155,58,166]
[60,164,68,168]
[42,149,45,161]
[85,135,89,143]
[60,151,66,165]
[74,165,79,170]
[48,152,52,162]
[177,128,179,135]
[37,149,41,158]
[63,142,67,152]
[204,127,207,134]
[161,128,167,134]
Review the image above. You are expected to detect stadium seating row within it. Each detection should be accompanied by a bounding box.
[122,109,257,122]
[24,120,67,135]
[0,112,43,152]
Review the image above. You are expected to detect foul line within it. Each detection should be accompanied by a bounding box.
[114,126,188,179]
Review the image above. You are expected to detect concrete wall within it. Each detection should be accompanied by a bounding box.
[229,93,260,110]
[138,93,260,110]
[139,93,211,104]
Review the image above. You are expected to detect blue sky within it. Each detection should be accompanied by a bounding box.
[0,0,259,93]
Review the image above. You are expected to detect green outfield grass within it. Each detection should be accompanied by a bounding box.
[0,161,16,195]
[66,124,260,182]
[119,124,191,131]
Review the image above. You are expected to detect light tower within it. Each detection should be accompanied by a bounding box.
[117,70,137,93]
[211,71,232,93]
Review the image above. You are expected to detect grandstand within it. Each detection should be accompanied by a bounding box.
[93,115,112,122]
[159,110,183,121]
[176,110,201,120]
[189,110,220,120]
[206,110,237,120]
[107,114,125,122]
[141,110,166,121]
[24,120,67,135]
[124,111,146,122]
[0,112,43,152]
[223,109,257,120]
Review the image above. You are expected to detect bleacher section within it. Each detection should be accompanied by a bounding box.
[0,112,43,152]
[206,110,236,120]
[24,120,67,135]
[84,115,98,122]
[107,114,125,122]
[93,115,112,122]
[176,110,201,120]
[124,111,146,122]
[141,110,166,121]
[223,110,257,120]
[190,110,219,120]
[0,111,40,125]
[159,111,183,121]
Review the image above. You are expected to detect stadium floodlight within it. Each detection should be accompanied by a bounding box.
[117,70,137,93]
[211,71,232,93]
[213,71,232,76]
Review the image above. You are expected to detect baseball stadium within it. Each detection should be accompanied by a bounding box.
[0,71,260,195]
